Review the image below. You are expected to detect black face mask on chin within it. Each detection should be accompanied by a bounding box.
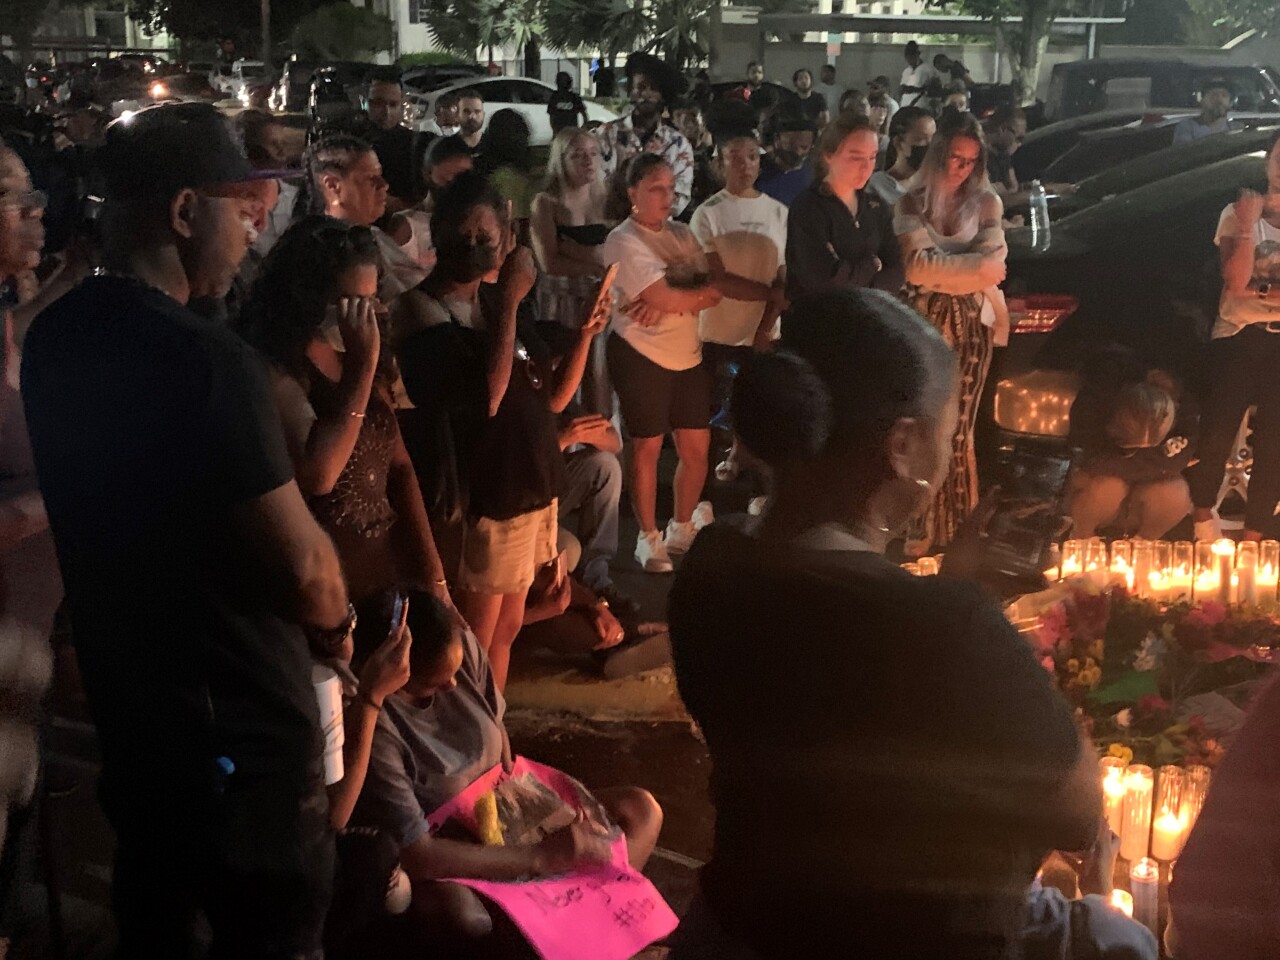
[907,144,929,170]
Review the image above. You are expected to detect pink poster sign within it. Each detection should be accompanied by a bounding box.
[426,758,678,960]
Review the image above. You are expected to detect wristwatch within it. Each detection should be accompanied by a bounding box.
[306,603,357,656]
[1259,282,1272,300]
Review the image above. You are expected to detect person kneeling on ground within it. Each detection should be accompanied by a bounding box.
[350,589,662,956]
[1067,355,1195,540]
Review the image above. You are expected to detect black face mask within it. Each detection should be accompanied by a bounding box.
[907,144,929,170]
[438,240,499,283]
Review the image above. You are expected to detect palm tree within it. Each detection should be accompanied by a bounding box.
[418,0,543,75]
[540,0,712,71]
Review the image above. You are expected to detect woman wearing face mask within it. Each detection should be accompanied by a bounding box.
[237,216,451,610]
[668,289,1097,960]
[867,106,935,207]
[894,110,1007,551]
[785,113,904,302]
[392,172,605,692]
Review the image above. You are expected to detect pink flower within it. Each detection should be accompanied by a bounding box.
[1034,604,1068,656]
[1187,601,1228,628]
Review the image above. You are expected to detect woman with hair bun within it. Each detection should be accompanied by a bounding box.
[668,288,1098,960]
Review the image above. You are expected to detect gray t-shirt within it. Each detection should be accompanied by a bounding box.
[355,630,510,848]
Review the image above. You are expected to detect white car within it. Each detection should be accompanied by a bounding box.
[230,59,268,105]
[404,75,617,146]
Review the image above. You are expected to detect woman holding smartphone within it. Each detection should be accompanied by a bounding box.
[237,215,452,608]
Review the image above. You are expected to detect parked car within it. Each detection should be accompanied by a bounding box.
[1044,59,1280,123]
[1006,151,1266,380]
[271,59,317,114]
[1052,125,1279,219]
[308,61,379,123]
[402,63,486,95]
[1043,113,1279,184]
[230,59,268,104]
[210,62,235,96]
[1012,109,1176,182]
[404,75,618,146]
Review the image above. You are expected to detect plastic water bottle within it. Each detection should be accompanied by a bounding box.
[1029,180,1051,251]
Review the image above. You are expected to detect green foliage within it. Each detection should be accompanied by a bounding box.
[540,0,712,68]
[396,51,468,68]
[291,2,393,61]
[416,0,540,59]
[1186,0,1280,36]
[128,0,323,45]
[1,0,58,47]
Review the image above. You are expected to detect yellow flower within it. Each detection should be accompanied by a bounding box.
[1087,640,1104,660]
[1067,658,1080,673]
[1107,744,1134,765]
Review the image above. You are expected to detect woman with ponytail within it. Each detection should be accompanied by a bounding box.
[668,288,1098,960]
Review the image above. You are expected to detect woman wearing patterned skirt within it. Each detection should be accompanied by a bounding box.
[894,112,1009,550]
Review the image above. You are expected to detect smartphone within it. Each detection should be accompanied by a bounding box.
[389,593,409,638]
[979,437,1076,592]
[586,263,620,328]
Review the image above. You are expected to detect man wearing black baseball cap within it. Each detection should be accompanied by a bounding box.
[21,101,349,958]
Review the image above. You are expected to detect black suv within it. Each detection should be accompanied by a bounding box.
[1044,59,1280,122]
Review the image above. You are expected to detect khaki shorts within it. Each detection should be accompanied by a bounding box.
[457,500,559,596]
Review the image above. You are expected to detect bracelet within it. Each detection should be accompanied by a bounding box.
[349,410,367,419]
[431,577,448,589]
[357,688,383,712]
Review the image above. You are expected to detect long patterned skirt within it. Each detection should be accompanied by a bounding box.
[908,289,993,549]
[537,273,613,418]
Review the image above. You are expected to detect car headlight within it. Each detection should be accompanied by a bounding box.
[150,81,169,98]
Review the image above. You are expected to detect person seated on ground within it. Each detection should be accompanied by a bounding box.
[393,172,606,692]
[1067,351,1195,540]
[1025,818,1159,960]
[350,589,663,955]
[668,288,1098,960]
[305,133,435,300]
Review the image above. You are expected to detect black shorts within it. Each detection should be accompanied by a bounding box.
[607,333,713,438]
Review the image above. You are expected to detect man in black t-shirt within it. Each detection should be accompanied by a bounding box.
[792,67,830,128]
[21,103,351,959]
[366,71,419,209]
[548,71,588,134]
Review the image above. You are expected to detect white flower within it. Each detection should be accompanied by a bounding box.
[1115,708,1132,730]
[1133,632,1165,672]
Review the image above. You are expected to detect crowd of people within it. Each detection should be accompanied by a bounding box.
[0,39,1275,960]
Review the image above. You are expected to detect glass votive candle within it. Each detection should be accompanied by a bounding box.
[1259,540,1279,611]
[1171,541,1194,601]
[916,556,940,577]
[1109,539,1134,590]
[1100,755,1128,835]
[1130,857,1160,934]
[1131,539,1153,598]
[1151,765,1187,862]
[1194,541,1219,601]
[1237,541,1260,607]
[1212,538,1236,604]
[1180,764,1212,836]
[1110,888,1134,918]
[1085,537,1108,587]
[1120,764,1154,862]
[1061,539,1085,579]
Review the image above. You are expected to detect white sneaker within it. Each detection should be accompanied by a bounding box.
[691,500,715,530]
[635,529,674,573]
[748,495,768,517]
[1194,512,1222,543]
[664,518,698,555]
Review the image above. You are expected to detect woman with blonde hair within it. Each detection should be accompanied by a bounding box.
[531,126,614,414]
[894,110,1008,550]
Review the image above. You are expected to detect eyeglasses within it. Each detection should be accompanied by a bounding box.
[0,189,48,214]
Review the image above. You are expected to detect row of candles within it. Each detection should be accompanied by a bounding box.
[1101,759,1211,931]
[1057,537,1280,608]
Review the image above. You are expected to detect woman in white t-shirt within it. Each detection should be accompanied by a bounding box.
[603,154,723,574]
[1188,131,1280,541]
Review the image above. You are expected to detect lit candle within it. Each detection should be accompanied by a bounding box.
[1110,540,1134,590]
[917,556,940,577]
[1180,765,1212,836]
[1260,541,1279,611]
[1171,541,1194,601]
[1130,857,1160,934]
[1085,538,1108,587]
[1132,539,1153,598]
[1100,756,1128,835]
[1194,541,1218,602]
[1121,764,1154,862]
[1213,538,1235,605]
[1147,571,1173,604]
[1061,539,1084,579]
[1238,541,1259,607]
[1152,765,1187,862]
[1110,888,1134,918]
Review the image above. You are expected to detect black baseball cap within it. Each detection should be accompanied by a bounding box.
[98,102,255,201]
[1198,76,1234,96]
